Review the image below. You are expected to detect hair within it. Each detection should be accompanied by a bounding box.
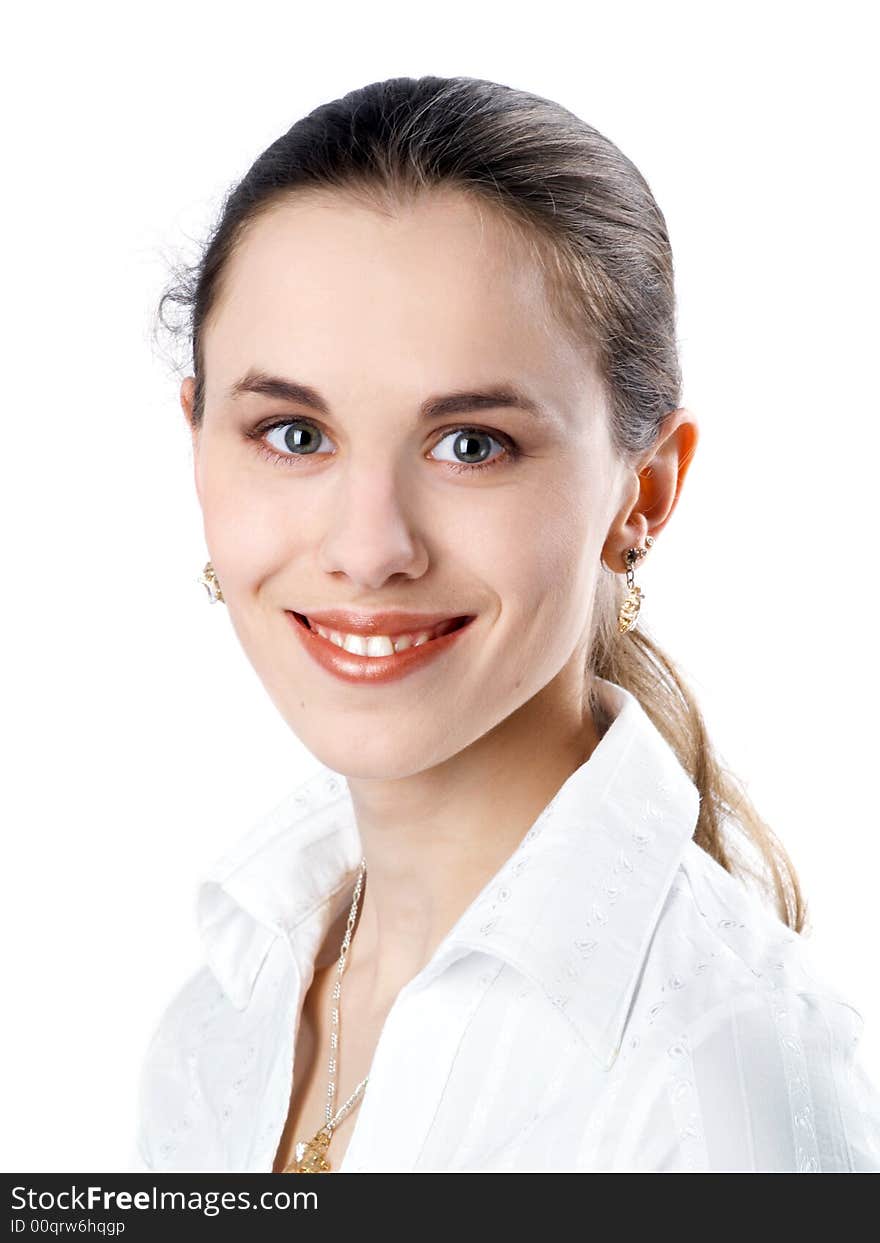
[155,74,807,934]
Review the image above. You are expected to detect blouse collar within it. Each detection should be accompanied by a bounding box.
[196,677,700,1071]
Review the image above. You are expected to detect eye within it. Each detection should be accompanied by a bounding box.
[262,420,332,459]
[428,427,513,473]
[250,418,517,473]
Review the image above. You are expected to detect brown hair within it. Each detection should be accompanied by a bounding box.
[155,74,807,933]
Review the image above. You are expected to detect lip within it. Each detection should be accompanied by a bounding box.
[286,610,476,685]
[291,608,470,638]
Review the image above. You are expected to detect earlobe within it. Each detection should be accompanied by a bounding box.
[180,376,196,434]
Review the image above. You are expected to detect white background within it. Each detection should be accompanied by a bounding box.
[1,0,877,1171]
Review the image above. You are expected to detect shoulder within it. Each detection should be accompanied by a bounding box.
[675,840,864,1019]
[130,767,349,1172]
[132,930,299,1172]
[131,965,225,1171]
[610,843,880,1172]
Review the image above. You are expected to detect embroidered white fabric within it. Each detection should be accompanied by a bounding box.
[130,678,880,1172]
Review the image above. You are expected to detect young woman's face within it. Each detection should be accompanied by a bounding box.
[183,189,631,779]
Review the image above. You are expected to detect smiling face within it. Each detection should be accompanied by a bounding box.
[182,187,630,779]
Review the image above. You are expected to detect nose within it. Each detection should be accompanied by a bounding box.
[316,462,429,590]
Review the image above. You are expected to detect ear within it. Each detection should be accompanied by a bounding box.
[179,376,202,505]
[180,375,197,434]
[602,408,699,568]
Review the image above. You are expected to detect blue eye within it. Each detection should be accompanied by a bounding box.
[264,420,329,457]
[428,428,511,472]
[251,419,518,474]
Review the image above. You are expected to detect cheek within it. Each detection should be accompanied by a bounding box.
[488,484,596,620]
[486,493,600,699]
[200,461,297,588]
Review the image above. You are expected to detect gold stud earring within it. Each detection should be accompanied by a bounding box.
[617,536,654,634]
[198,560,225,604]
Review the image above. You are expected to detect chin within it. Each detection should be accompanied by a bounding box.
[295,727,462,784]
[317,752,431,783]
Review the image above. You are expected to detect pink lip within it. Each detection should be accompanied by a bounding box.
[286,611,475,685]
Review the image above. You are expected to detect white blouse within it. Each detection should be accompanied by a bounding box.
[131,678,880,1173]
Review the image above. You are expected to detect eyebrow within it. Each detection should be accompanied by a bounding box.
[225,368,551,422]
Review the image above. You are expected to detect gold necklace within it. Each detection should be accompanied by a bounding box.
[283,857,368,1174]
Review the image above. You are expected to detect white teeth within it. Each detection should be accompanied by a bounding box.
[310,620,458,656]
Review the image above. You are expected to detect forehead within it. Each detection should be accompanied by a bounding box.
[203,189,597,412]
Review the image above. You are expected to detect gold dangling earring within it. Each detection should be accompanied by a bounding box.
[198,560,225,604]
[617,535,654,634]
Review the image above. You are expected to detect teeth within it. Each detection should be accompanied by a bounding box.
[310,620,458,656]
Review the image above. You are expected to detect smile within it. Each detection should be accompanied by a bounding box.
[286,611,475,685]
[297,613,466,655]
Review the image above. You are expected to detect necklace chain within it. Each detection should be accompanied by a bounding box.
[283,856,368,1173]
[324,856,368,1129]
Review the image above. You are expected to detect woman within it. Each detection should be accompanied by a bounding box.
[133,74,880,1173]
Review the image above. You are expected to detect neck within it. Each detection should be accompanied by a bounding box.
[340,676,601,1008]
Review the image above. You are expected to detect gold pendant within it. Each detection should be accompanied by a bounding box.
[617,585,644,634]
[288,1128,333,1173]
